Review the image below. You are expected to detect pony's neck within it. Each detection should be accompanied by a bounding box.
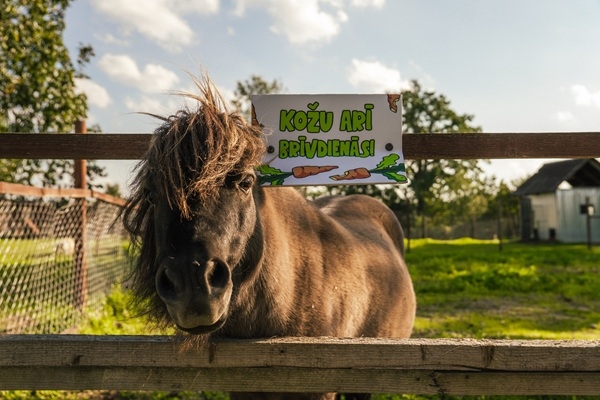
[222,187,311,338]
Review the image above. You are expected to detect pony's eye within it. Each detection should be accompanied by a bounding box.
[237,176,254,193]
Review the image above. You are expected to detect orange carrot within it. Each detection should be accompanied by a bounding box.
[330,167,371,181]
[292,165,338,178]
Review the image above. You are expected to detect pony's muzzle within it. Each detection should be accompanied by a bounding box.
[156,258,233,332]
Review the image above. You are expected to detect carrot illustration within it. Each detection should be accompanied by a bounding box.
[258,164,339,185]
[251,105,264,128]
[330,167,371,181]
[328,154,407,183]
[387,94,400,113]
[292,165,338,178]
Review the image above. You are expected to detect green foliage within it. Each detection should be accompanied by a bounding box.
[0,0,106,189]
[402,80,484,236]
[77,285,163,335]
[0,0,86,133]
[256,164,291,186]
[370,154,407,183]
[308,80,490,236]
[231,74,284,119]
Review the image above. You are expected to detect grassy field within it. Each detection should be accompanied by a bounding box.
[3,238,600,400]
[407,238,600,340]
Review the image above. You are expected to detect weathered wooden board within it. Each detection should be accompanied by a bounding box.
[1,132,599,160]
[2,367,600,395]
[0,181,126,206]
[2,335,600,371]
[1,336,599,394]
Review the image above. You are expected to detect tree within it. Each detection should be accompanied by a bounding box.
[0,0,106,189]
[313,80,485,237]
[482,180,521,239]
[402,80,483,237]
[231,75,284,120]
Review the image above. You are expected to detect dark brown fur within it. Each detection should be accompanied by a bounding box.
[122,76,416,400]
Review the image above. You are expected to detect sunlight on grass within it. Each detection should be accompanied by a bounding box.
[408,239,600,342]
[78,285,175,336]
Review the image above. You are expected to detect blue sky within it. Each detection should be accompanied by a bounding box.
[64,0,600,193]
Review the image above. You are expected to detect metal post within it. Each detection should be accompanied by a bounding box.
[498,197,503,251]
[586,197,592,251]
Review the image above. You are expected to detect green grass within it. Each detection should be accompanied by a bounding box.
[77,284,174,336]
[3,239,600,400]
[407,239,600,340]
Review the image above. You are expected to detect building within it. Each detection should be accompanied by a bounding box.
[513,158,600,243]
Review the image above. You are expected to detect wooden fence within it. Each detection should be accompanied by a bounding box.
[1,131,599,395]
[1,335,600,395]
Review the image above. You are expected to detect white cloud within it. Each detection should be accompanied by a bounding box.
[351,0,385,8]
[571,84,600,108]
[94,33,130,47]
[91,0,219,52]
[175,0,219,13]
[124,83,232,115]
[232,0,388,45]
[347,59,411,93]
[98,54,180,93]
[271,1,347,44]
[556,111,574,122]
[125,96,164,113]
[234,0,365,45]
[74,78,112,108]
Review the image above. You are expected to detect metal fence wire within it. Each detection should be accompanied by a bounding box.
[0,194,129,334]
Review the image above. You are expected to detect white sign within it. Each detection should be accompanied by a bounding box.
[252,94,407,186]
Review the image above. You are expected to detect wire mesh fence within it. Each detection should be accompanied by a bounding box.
[0,185,129,334]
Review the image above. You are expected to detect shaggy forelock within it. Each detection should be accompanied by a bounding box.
[142,79,266,219]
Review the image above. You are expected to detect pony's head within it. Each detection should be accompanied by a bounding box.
[123,76,266,334]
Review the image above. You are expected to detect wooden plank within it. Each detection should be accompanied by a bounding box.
[2,335,600,371]
[0,181,126,206]
[403,132,600,159]
[0,181,92,198]
[1,132,599,160]
[2,367,600,395]
[0,133,151,160]
[1,336,600,394]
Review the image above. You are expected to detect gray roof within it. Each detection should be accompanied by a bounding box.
[513,158,600,196]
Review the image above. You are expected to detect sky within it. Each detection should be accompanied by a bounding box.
[63,0,600,194]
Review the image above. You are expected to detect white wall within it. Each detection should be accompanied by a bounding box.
[557,188,600,243]
[530,193,557,240]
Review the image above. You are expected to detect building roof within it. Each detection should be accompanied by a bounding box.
[513,158,600,196]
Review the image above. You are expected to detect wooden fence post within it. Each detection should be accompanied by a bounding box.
[74,120,87,310]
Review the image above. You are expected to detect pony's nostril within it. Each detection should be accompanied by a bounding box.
[206,259,230,290]
[157,268,177,300]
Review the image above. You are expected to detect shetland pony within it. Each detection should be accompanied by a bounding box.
[122,77,416,400]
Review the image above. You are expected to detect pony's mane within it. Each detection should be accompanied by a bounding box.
[141,76,266,218]
[122,75,266,329]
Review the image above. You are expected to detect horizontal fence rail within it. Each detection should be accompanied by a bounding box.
[1,335,600,395]
[0,181,126,206]
[1,132,599,159]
